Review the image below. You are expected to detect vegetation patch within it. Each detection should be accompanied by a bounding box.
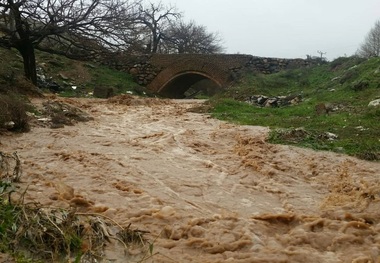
[210,56,380,161]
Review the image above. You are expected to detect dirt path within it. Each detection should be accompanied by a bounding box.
[2,96,380,262]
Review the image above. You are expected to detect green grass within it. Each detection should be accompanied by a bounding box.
[89,65,137,94]
[210,56,380,160]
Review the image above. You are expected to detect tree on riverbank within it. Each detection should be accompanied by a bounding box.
[162,20,224,54]
[0,0,138,85]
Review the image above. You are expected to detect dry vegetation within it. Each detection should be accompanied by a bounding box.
[0,151,153,262]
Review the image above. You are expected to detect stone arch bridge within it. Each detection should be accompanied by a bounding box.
[102,53,311,98]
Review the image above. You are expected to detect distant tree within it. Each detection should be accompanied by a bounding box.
[357,20,380,58]
[0,0,139,85]
[162,20,224,54]
[136,1,181,53]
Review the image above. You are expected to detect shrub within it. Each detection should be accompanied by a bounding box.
[330,56,366,71]
[351,79,370,91]
[339,68,359,84]
[0,93,30,132]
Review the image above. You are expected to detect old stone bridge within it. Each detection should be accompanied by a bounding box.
[102,53,311,98]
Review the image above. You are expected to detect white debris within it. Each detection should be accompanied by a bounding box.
[368,99,380,107]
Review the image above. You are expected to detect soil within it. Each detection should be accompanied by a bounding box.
[2,96,380,263]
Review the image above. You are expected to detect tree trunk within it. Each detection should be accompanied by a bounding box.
[17,41,37,86]
[152,31,161,53]
[152,36,159,53]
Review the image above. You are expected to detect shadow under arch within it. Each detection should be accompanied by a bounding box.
[158,71,222,99]
[147,59,232,98]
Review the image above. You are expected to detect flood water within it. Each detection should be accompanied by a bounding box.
[2,96,380,262]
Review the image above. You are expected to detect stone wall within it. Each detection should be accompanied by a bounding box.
[100,53,312,87]
[243,56,311,74]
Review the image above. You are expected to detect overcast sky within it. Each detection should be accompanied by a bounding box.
[151,0,379,60]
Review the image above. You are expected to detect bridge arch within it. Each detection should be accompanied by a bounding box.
[147,59,232,98]
[157,71,222,98]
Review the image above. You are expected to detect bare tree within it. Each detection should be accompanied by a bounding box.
[0,0,139,85]
[136,1,181,53]
[357,20,380,58]
[162,20,224,54]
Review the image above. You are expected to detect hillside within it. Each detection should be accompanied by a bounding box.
[0,47,139,97]
[210,56,380,160]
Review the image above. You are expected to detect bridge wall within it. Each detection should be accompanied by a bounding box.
[101,53,312,89]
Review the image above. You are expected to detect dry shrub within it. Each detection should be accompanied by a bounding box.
[6,207,149,262]
[0,93,30,132]
[0,152,22,183]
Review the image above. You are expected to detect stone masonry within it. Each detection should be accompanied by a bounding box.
[101,53,312,97]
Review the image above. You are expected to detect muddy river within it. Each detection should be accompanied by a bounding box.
[2,96,380,262]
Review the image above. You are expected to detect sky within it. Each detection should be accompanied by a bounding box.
[151,0,380,60]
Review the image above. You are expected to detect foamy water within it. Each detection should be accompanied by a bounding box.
[2,97,380,262]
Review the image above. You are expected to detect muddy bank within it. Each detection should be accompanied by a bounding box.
[2,96,380,262]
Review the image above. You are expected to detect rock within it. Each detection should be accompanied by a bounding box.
[58,73,70,80]
[93,86,116,98]
[84,63,96,69]
[286,94,302,105]
[245,94,302,108]
[4,121,15,129]
[368,99,380,107]
[355,126,369,131]
[264,98,278,107]
[129,67,139,75]
[315,103,333,115]
[318,132,338,141]
[348,65,358,70]
[37,117,51,122]
[257,95,268,105]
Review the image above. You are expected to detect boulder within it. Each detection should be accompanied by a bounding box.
[93,86,116,98]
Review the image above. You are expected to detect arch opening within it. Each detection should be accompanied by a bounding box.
[158,72,222,99]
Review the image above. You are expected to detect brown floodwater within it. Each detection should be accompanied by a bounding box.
[2,96,380,263]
